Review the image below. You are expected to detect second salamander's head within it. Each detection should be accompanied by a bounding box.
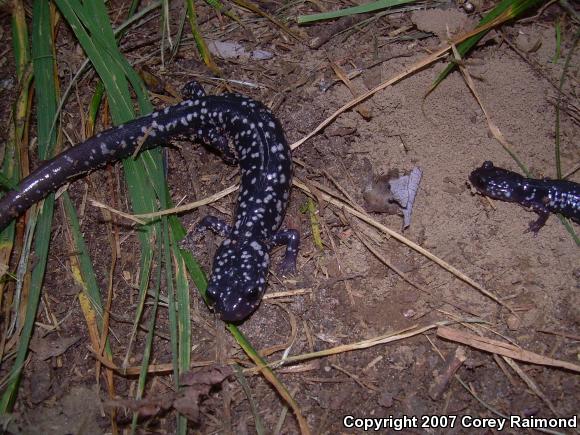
[469,161,521,202]
[206,240,270,323]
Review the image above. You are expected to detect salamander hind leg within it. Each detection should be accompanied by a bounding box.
[271,229,300,275]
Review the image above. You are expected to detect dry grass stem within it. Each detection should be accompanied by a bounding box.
[437,326,580,373]
[246,320,481,375]
[90,183,239,222]
[502,356,560,417]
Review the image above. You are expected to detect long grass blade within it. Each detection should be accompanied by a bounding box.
[430,0,543,91]
[297,0,417,24]
[170,220,191,435]
[554,27,580,244]
[0,0,59,412]
[185,0,220,74]
[61,193,106,327]
[228,324,311,434]
[131,235,163,433]
[51,2,200,431]
[0,0,31,288]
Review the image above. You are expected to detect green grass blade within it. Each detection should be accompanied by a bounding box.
[47,1,162,144]
[0,174,18,191]
[52,3,201,431]
[555,27,579,180]
[60,193,106,326]
[233,365,266,435]
[185,0,220,74]
[11,0,30,77]
[301,198,323,250]
[86,82,105,135]
[160,0,171,67]
[54,0,134,119]
[431,0,543,91]
[169,221,191,435]
[0,0,31,261]
[166,224,182,383]
[554,27,579,245]
[0,0,59,412]
[32,8,58,157]
[552,18,561,64]
[131,235,163,433]
[180,249,208,300]
[227,323,310,433]
[297,0,417,24]
[557,216,579,245]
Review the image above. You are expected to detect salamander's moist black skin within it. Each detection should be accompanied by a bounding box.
[469,161,580,233]
[0,81,299,323]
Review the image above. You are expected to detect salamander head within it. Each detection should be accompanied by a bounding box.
[469,161,522,202]
[206,240,269,323]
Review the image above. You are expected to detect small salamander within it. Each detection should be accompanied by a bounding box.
[469,161,580,233]
[0,81,299,322]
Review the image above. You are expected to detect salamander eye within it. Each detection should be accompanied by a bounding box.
[206,285,218,302]
[244,286,261,302]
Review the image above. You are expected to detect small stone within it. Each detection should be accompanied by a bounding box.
[506,314,521,330]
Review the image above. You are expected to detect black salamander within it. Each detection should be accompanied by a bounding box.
[0,81,299,322]
[469,161,580,233]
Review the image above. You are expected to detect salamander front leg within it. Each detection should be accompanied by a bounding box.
[197,215,232,237]
[271,229,300,275]
[526,211,550,236]
[181,81,237,165]
[181,81,207,99]
[205,130,237,165]
[181,215,232,251]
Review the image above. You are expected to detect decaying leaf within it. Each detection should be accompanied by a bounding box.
[29,335,81,360]
[105,365,234,424]
[362,158,423,228]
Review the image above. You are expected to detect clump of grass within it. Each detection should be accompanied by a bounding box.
[1,1,306,432]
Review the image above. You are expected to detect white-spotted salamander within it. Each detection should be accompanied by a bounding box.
[469,161,580,233]
[0,81,299,322]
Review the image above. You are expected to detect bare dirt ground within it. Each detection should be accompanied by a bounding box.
[0,1,578,434]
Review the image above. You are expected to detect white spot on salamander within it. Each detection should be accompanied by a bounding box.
[100,143,111,155]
